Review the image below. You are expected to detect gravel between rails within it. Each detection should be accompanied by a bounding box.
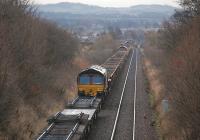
[87,49,136,140]
[114,49,158,140]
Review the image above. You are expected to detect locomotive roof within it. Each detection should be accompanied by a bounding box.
[79,65,107,76]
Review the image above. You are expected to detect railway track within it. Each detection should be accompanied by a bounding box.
[87,48,138,140]
[36,46,131,140]
[87,46,158,140]
[110,48,138,140]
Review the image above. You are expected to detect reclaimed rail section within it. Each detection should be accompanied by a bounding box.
[37,46,132,140]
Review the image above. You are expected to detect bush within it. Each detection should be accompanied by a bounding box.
[144,7,200,140]
[0,0,79,139]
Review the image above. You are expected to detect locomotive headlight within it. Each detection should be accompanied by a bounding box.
[97,91,103,94]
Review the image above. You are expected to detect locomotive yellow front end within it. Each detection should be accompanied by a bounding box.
[77,65,107,97]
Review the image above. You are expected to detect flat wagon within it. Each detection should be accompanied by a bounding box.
[37,109,96,140]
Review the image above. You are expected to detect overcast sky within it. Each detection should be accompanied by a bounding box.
[34,0,179,7]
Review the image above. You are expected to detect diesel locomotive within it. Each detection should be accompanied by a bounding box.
[77,46,129,97]
[77,65,108,97]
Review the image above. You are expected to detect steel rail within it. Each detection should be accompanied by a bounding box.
[133,48,138,140]
[72,96,80,105]
[66,113,84,140]
[66,122,80,140]
[37,112,60,140]
[90,96,96,107]
[37,123,54,140]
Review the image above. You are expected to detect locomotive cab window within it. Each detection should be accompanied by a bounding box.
[92,75,104,85]
[79,75,90,84]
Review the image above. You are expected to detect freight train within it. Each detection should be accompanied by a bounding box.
[37,46,132,140]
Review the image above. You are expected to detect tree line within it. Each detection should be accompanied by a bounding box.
[145,0,200,139]
[0,0,120,139]
[0,0,79,139]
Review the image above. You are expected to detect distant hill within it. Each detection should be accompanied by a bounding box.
[38,2,104,14]
[37,2,177,31]
[38,3,175,15]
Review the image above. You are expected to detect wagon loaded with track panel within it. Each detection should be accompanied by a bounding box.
[37,46,132,140]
